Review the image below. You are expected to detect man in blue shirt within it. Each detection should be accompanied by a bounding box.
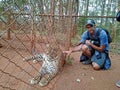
[63,19,110,70]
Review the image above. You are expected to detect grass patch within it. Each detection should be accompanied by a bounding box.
[71,34,81,46]
[65,55,73,65]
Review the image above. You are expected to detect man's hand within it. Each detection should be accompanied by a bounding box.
[63,44,82,56]
[85,40,91,45]
[63,50,72,56]
[63,48,72,56]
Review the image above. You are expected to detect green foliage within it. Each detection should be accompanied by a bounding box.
[39,31,48,36]
[18,0,28,4]
[0,3,4,12]
[0,0,30,25]
[66,55,73,65]
[77,17,86,35]
[0,16,6,23]
[71,34,81,46]
[113,23,120,42]
[3,0,28,5]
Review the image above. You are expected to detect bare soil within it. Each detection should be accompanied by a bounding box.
[0,34,120,90]
[53,52,120,90]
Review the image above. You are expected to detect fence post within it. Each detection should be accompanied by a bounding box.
[7,14,11,40]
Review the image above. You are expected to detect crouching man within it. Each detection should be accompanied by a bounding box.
[63,19,111,70]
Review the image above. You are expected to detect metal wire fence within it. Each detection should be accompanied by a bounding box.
[0,0,120,90]
[0,1,73,90]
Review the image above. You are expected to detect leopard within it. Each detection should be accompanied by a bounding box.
[23,43,64,87]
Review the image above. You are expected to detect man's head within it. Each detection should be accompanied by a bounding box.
[85,19,96,34]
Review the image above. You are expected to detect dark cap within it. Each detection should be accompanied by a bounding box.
[85,19,96,26]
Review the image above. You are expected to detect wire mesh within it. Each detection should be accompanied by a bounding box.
[0,0,120,90]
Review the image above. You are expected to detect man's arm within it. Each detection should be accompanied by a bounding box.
[63,31,88,55]
[70,44,83,52]
[90,43,105,52]
[63,44,83,55]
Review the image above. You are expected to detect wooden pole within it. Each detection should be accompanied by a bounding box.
[30,8,36,54]
[7,14,11,40]
[49,0,55,35]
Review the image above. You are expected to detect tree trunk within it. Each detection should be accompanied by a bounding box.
[66,0,72,49]
[85,0,89,16]
[30,7,36,53]
[7,14,11,40]
[111,0,120,41]
[38,0,46,31]
[101,0,105,24]
[49,0,55,35]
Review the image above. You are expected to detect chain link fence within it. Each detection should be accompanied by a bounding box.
[0,0,120,90]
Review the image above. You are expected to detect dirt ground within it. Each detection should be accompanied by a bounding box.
[0,50,120,90]
[0,34,120,90]
[53,52,120,90]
